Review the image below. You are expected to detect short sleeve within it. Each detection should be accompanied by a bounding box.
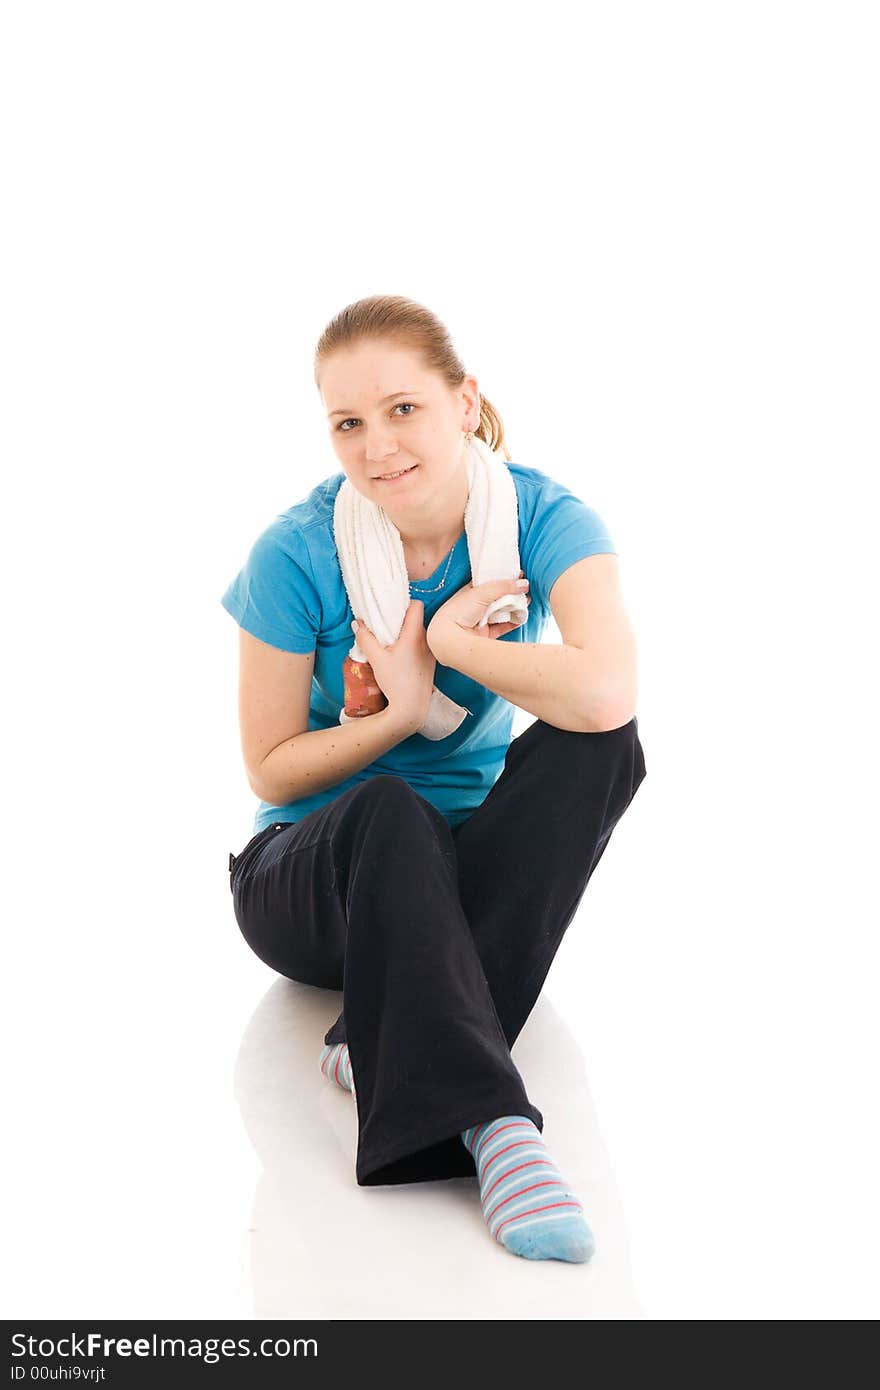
[220,519,321,653]
[525,478,617,609]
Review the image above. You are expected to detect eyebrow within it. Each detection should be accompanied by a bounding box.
[328,390,422,419]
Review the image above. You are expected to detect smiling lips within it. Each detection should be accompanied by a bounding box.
[375,464,418,481]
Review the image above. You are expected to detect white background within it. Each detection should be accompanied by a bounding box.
[2,0,878,1321]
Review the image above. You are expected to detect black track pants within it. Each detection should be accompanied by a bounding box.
[229,716,647,1187]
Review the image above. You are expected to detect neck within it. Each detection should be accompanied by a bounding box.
[387,459,470,556]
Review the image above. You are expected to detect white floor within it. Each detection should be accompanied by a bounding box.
[5,706,878,1320]
[4,909,647,1320]
[233,980,643,1320]
[5,0,879,1326]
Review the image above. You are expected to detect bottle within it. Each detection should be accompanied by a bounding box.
[341,655,388,717]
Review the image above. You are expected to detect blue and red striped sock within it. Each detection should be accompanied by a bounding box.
[319,1041,355,1095]
[460,1115,595,1263]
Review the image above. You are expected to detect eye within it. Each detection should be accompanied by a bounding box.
[337,402,417,432]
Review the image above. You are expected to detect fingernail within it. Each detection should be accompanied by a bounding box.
[515,578,528,588]
[351,620,359,632]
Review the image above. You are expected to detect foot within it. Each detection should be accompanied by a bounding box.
[460,1115,594,1263]
[319,1041,355,1096]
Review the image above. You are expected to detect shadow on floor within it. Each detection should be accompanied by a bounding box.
[233,976,644,1319]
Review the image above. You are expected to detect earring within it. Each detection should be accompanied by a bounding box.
[464,429,474,444]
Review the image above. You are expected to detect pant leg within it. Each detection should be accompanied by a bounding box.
[451,715,648,1051]
[229,780,544,1189]
[229,817,348,989]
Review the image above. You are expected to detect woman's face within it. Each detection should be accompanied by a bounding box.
[319,341,478,505]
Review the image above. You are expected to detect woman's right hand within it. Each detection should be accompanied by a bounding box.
[350,600,437,732]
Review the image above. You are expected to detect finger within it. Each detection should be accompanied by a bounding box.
[478,576,528,594]
[351,618,374,648]
[401,599,424,633]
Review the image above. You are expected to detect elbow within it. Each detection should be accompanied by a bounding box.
[583,683,639,734]
[592,706,637,733]
[247,763,275,805]
[247,735,295,805]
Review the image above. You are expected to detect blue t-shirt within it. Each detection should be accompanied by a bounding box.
[221,461,616,835]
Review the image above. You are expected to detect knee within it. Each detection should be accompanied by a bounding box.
[355,773,419,804]
[352,774,435,820]
[589,716,646,795]
[593,714,642,756]
[538,716,645,792]
[542,714,640,759]
[353,774,453,838]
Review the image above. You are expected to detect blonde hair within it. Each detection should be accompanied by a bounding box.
[314,294,510,459]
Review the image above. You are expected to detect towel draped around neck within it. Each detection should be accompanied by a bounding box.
[332,435,527,740]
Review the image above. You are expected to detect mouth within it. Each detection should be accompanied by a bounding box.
[374,464,418,482]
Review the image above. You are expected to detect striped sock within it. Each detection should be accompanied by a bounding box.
[460,1115,595,1263]
[319,1041,355,1096]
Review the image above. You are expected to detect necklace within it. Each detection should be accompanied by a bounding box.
[407,539,458,594]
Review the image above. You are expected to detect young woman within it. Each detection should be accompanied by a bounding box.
[222,294,647,1265]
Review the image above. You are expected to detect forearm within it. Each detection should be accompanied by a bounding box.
[429,628,613,733]
[253,707,415,805]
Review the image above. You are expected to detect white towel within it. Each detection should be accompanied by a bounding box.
[332,435,528,740]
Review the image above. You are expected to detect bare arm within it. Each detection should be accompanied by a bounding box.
[425,633,610,732]
[235,627,419,806]
[425,555,638,733]
[254,706,417,805]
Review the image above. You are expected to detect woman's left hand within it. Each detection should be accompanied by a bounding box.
[425,572,530,655]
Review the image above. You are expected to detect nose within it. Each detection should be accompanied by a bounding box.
[363,430,399,463]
